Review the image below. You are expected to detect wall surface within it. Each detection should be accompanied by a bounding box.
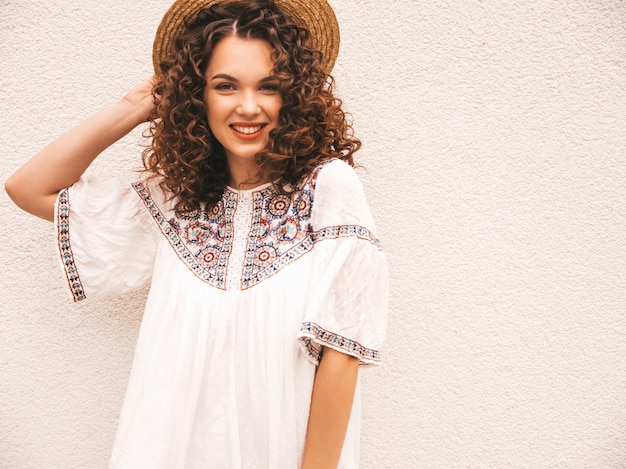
[2,0,625,468]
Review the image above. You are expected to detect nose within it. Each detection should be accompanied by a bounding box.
[238,89,260,116]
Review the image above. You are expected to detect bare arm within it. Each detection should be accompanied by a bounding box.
[302,347,360,469]
[5,78,155,221]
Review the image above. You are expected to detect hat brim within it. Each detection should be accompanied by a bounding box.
[152,0,340,77]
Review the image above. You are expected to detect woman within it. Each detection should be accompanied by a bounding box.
[5,0,387,467]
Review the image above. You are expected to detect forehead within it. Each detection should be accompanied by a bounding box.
[206,36,275,77]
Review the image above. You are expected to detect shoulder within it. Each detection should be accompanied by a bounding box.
[307,159,376,233]
[313,158,365,202]
[319,157,358,180]
[301,158,362,196]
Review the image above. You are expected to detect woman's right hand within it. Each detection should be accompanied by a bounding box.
[5,78,158,221]
[121,76,157,124]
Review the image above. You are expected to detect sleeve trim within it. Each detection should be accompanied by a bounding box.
[311,225,382,250]
[297,322,382,366]
[55,188,86,302]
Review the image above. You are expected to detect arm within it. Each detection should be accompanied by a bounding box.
[4,78,155,221]
[302,347,360,469]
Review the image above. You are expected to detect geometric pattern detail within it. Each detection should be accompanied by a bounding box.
[56,188,86,302]
[239,181,316,290]
[131,182,235,290]
[311,225,382,250]
[299,322,381,365]
[131,161,381,291]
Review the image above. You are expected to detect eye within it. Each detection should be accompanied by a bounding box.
[215,83,235,91]
[260,83,280,92]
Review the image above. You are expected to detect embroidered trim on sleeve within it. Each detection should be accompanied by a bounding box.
[311,225,381,250]
[298,322,381,365]
[56,188,86,302]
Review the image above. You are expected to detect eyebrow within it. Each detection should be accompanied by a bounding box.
[210,73,278,83]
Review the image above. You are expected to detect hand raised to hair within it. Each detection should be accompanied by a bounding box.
[120,76,157,124]
[7,75,161,221]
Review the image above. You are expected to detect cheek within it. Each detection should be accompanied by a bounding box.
[206,99,224,125]
[269,97,283,120]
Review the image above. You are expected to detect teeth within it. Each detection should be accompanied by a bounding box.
[232,124,263,135]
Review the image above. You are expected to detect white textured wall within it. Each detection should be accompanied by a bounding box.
[2,0,625,468]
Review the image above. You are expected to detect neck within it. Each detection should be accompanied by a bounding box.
[226,156,268,189]
[228,167,269,189]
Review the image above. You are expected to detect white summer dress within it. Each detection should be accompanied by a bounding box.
[55,158,388,469]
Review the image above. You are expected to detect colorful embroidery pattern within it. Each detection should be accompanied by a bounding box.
[132,183,236,290]
[311,225,382,250]
[56,188,86,302]
[239,183,317,289]
[133,161,381,290]
[299,322,381,365]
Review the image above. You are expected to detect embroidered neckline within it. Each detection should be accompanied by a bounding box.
[132,161,381,291]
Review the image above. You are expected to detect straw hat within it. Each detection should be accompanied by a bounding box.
[153,0,340,76]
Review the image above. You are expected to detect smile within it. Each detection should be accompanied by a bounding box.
[230,123,266,135]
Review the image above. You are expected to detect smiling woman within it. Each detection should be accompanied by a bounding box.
[203,36,283,186]
[4,1,388,468]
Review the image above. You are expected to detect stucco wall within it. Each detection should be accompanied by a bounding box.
[2,0,625,468]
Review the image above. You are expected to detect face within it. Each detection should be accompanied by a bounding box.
[204,35,282,186]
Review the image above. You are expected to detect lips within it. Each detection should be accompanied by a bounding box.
[231,123,265,134]
[229,123,267,140]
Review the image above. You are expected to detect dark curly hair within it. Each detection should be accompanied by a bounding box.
[143,0,361,212]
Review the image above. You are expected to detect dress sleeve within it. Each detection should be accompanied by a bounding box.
[297,159,388,366]
[55,177,161,302]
